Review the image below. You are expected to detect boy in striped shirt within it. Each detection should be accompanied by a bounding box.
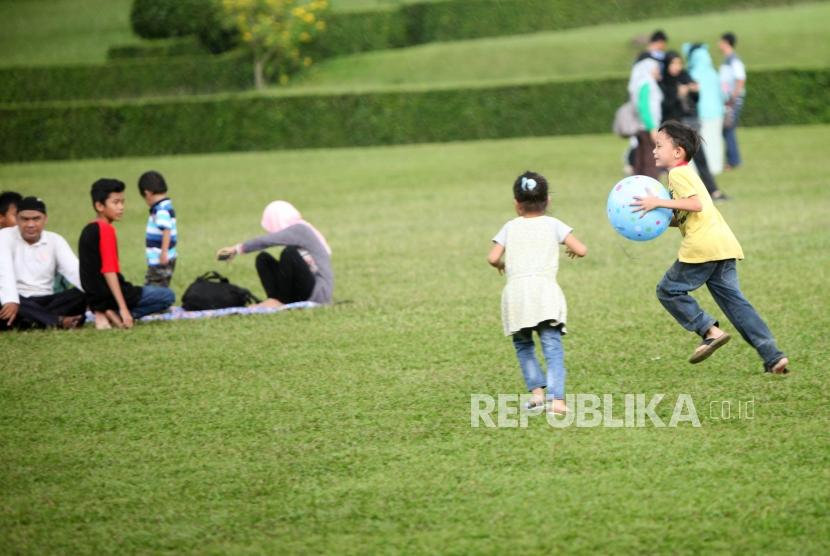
[138,171,178,287]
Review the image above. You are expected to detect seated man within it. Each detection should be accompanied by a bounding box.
[0,197,87,331]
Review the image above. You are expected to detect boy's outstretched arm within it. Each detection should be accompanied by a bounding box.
[103,272,134,328]
[630,191,702,216]
[488,243,505,274]
[564,233,587,258]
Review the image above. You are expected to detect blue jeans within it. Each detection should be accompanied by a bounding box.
[131,285,175,319]
[656,259,784,367]
[512,322,566,400]
[723,96,744,167]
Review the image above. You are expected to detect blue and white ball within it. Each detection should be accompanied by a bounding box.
[607,175,672,241]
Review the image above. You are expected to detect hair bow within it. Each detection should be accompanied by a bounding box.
[521,177,537,191]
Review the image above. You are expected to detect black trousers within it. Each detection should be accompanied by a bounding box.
[255,246,315,304]
[0,289,87,331]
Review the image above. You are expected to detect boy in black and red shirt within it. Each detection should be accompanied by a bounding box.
[78,179,174,329]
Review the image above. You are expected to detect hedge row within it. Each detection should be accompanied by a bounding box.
[2,69,827,162]
[2,0,811,104]
[310,9,408,58]
[127,0,810,59]
[0,52,252,104]
[130,0,208,39]
[108,37,208,60]
[398,0,806,46]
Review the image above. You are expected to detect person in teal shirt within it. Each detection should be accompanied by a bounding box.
[684,42,726,175]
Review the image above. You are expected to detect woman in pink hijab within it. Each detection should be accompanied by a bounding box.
[217,201,333,307]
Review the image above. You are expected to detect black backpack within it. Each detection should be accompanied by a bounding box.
[181,271,261,311]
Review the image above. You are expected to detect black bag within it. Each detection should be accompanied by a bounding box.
[181,271,261,310]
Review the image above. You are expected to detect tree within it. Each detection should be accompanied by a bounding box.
[222,0,328,89]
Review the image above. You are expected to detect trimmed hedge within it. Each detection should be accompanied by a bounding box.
[3,0,809,106]
[400,0,805,45]
[0,52,252,104]
[310,0,811,58]
[312,9,407,58]
[129,0,811,60]
[108,37,208,60]
[130,0,210,39]
[2,68,826,162]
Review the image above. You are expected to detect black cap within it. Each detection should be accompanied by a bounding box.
[17,196,47,214]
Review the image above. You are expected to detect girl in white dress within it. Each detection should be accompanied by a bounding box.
[488,171,587,414]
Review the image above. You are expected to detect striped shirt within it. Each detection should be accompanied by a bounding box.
[145,198,178,266]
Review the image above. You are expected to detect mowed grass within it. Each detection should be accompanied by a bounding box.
[0,0,137,67]
[293,2,830,91]
[1,125,829,554]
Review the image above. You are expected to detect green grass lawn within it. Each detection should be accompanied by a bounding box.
[1,124,829,553]
[0,0,138,67]
[292,2,830,92]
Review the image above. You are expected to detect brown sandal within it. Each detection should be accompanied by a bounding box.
[689,333,731,364]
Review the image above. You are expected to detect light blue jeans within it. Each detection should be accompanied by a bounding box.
[657,259,785,368]
[512,322,566,400]
[723,96,744,168]
[131,285,175,319]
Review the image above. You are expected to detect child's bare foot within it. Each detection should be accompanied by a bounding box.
[251,298,284,309]
[766,357,790,375]
[94,312,111,330]
[548,399,569,414]
[689,327,731,364]
[105,309,125,329]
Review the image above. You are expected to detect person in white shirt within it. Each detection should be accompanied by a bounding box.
[0,197,86,330]
[718,32,746,170]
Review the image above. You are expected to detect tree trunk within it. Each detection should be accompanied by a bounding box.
[254,58,266,90]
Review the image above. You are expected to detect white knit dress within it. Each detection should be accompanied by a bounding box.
[493,216,572,336]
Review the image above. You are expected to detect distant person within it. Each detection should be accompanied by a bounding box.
[0,197,86,331]
[636,29,669,69]
[216,200,333,308]
[631,121,788,374]
[684,42,726,175]
[138,171,178,287]
[78,179,174,329]
[488,171,588,414]
[660,51,726,200]
[719,32,746,170]
[624,30,669,174]
[0,191,22,228]
[628,57,662,179]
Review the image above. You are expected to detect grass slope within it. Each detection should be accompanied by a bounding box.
[293,2,830,91]
[1,125,829,553]
[0,0,137,67]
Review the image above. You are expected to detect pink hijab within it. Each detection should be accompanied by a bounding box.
[261,200,331,254]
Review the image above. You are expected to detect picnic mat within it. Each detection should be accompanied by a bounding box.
[85,301,319,323]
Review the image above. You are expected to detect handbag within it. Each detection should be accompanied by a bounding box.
[181,271,261,310]
[612,101,641,138]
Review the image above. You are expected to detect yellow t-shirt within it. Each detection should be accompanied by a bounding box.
[668,164,744,263]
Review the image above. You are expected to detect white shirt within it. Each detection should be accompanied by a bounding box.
[492,216,573,336]
[0,227,82,304]
[719,53,746,98]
